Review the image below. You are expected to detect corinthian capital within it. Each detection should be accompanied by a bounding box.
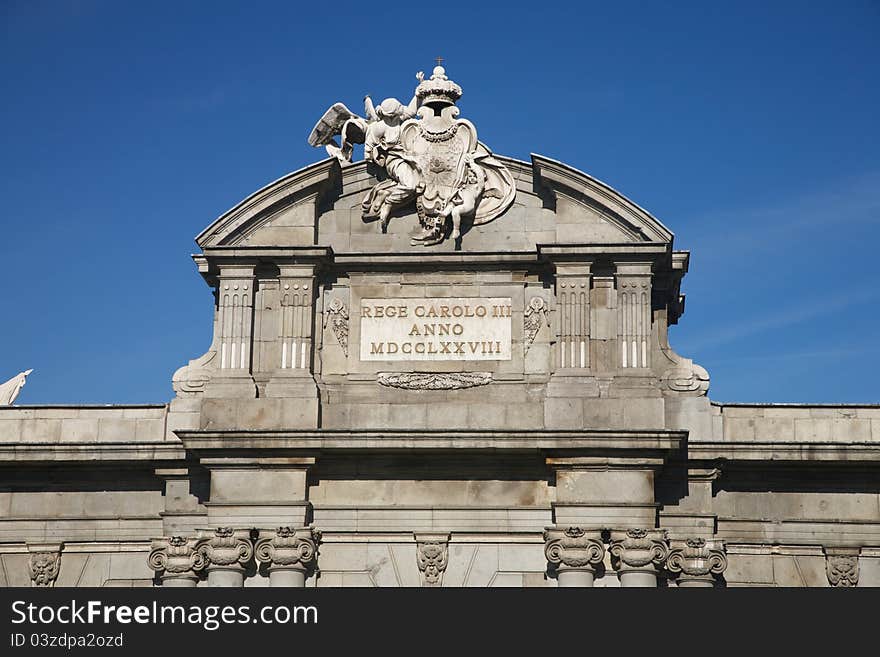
[148,536,206,584]
[609,528,668,572]
[543,526,604,574]
[666,538,727,586]
[198,527,253,570]
[255,527,321,573]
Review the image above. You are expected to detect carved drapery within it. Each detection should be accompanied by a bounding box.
[665,538,727,587]
[415,533,450,587]
[148,536,206,586]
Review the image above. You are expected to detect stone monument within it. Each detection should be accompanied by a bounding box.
[0,64,877,588]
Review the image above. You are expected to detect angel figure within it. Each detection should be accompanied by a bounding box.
[307,102,369,163]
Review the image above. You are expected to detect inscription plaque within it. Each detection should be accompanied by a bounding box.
[360,297,512,361]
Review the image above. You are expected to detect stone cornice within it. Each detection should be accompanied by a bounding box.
[176,429,687,455]
[686,442,880,463]
[0,441,186,463]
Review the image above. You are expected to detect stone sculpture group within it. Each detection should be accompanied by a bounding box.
[309,63,515,246]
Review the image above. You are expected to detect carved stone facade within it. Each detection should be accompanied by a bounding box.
[0,65,878,588]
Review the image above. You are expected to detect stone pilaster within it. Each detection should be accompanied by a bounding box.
[255,527,321,587]
[415,533,450,587]
[554,262,592,371]
[203,264,257,398]
[148,536,206,587]
[824,548,860,587]
[264,265,320,418]
[197,527,253,587]
[665,538,727,587]
[27,543,62,588]
[615,261,653,370]
[543,526,604,587]
[609,528,668,587]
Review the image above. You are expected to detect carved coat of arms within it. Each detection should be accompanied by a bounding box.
[309,63,515,246]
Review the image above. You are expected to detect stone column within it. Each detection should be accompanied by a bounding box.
[544,526,605,587]
[609,528,668,587]
[665,538,727,588]
[148,536,206,587]
[255,527,321,587]
[198,528,253,587]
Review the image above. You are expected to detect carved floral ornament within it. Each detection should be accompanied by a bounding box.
[308,63,516,246]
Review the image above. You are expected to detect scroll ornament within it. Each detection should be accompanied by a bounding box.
[148,536,207,579]
[543,526,605,573]
[609,528,669,570]
[665,538,727,579]
[255,527,321,572]
[198,527,253,568]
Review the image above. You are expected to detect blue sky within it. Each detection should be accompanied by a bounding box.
[1,1,878,404]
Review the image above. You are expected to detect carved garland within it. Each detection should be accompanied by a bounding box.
[377,372,492,390]
[323,298,349,356]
